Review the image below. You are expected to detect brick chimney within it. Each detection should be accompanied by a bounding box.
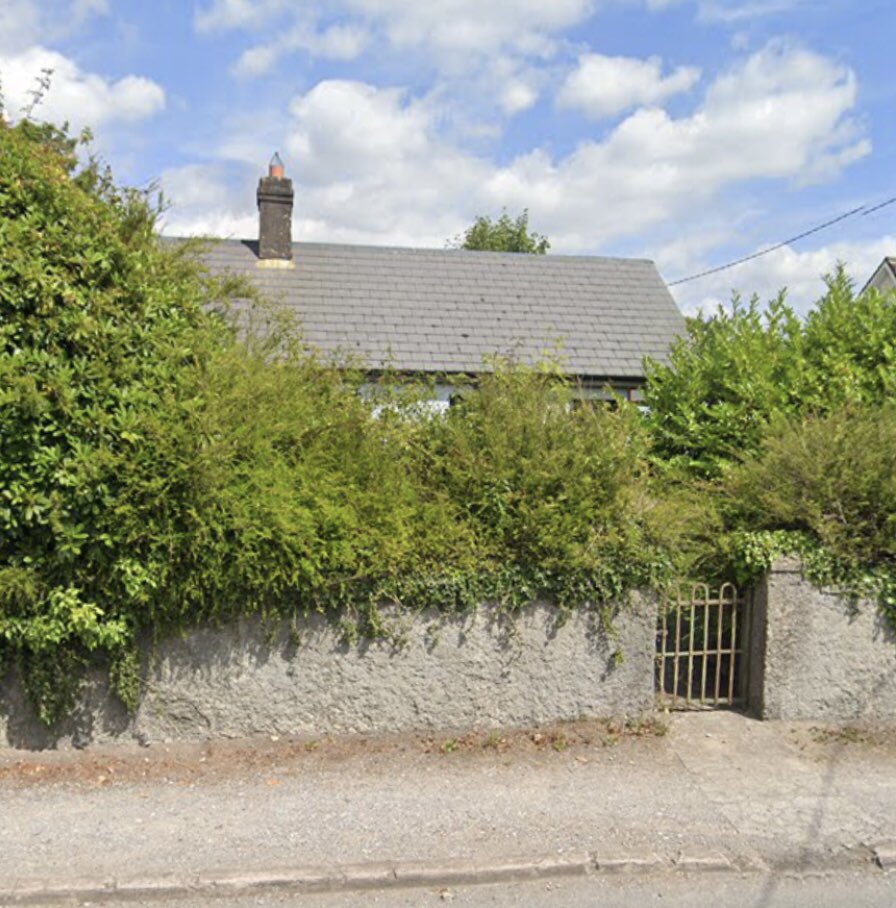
[257,152,293,264]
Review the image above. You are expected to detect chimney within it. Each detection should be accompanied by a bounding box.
[257,152,294,264]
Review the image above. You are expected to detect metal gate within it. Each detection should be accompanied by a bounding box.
[655,583,751,710]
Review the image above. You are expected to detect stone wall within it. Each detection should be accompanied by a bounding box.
[0,597,657,749]
[748,558,896,721]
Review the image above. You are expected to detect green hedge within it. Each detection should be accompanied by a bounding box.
[5,117,896,726]
[644,275,896,480]
[0,121,670,723]
[719,405,896,622]
[644,272,896,614]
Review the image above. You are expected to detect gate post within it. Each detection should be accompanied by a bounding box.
[747,557,806,719]
[748,557,896,721]
[746,567,772,718]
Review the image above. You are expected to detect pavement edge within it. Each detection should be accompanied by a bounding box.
[2,847,885,904]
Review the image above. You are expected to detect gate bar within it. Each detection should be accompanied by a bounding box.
[657,584,748,710]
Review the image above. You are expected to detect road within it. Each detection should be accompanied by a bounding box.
[4,713,896,907]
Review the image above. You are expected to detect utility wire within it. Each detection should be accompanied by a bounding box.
[668,194,896,287]
[860,195,896,217]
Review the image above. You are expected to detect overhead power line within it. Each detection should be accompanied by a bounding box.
[668,194,896,287]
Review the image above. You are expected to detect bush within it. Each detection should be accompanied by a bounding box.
[0,119,240,721]
[0,121,672,723]
[177,352,671,620]
[644,271,896,480]
[718,405,896,618]
[428,364,669,606]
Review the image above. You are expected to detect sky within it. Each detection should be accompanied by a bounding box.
[1,0,895,314]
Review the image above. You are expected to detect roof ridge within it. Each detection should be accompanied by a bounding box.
[164,235,656,266]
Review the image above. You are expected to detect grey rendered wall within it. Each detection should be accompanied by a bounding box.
[0,597,657,750]
[749,558,896,721]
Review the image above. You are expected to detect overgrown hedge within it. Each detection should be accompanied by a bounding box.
[3,118,896,726]
[0,120,671,723]
[645,275,896,480]
[714,405,896,623]
[645,276,896,619]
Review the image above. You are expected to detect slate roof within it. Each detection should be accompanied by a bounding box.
[861,257,896,296]
[197,239,684,381]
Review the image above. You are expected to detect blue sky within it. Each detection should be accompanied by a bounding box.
[2,0,894,313]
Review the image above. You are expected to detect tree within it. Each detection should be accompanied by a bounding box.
[0,116,236,721]
[643,270,896,480]
[449,209,550,254]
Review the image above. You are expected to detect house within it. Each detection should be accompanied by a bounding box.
[195,156,685,405]
[862,258,896,296]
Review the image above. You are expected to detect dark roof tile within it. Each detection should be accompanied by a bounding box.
[192,238,684,379]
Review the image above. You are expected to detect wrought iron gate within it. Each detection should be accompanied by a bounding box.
[656,583,751,710]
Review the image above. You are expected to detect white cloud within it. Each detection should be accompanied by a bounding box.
[645,0,810,22]
[281,79,491,243]
[165,42,869,273]
[159,163,259,239]
[557,53,701,118]
[483,42,867,250]
[233,22,368,76]
[700,43,868,183]
[196,0,599,128]
[195,0,287,32]
[0,1,41,52]
[72,0,109,19]
[0,0,110,53]
[195,0,595,50]
[197,0,596,82]
[345,0,594,58]
[163,79,489,246]
[500,80,539,115]
[286,81,432,180]
[486,56,543,115]
[1,46,165,130]
[667,236,896,316]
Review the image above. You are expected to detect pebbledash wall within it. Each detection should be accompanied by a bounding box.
[0,598,657,750]
[3,564,896,749]
[748,558,896,721]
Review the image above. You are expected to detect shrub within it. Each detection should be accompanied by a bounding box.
[0,120,672,723]
[428,364,670,606]
[0,118,241,721]
[719,404,896,619]
[644,293,802,480]
[644,271,896,480]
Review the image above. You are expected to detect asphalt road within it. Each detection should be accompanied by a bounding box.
[49,869,896,908]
